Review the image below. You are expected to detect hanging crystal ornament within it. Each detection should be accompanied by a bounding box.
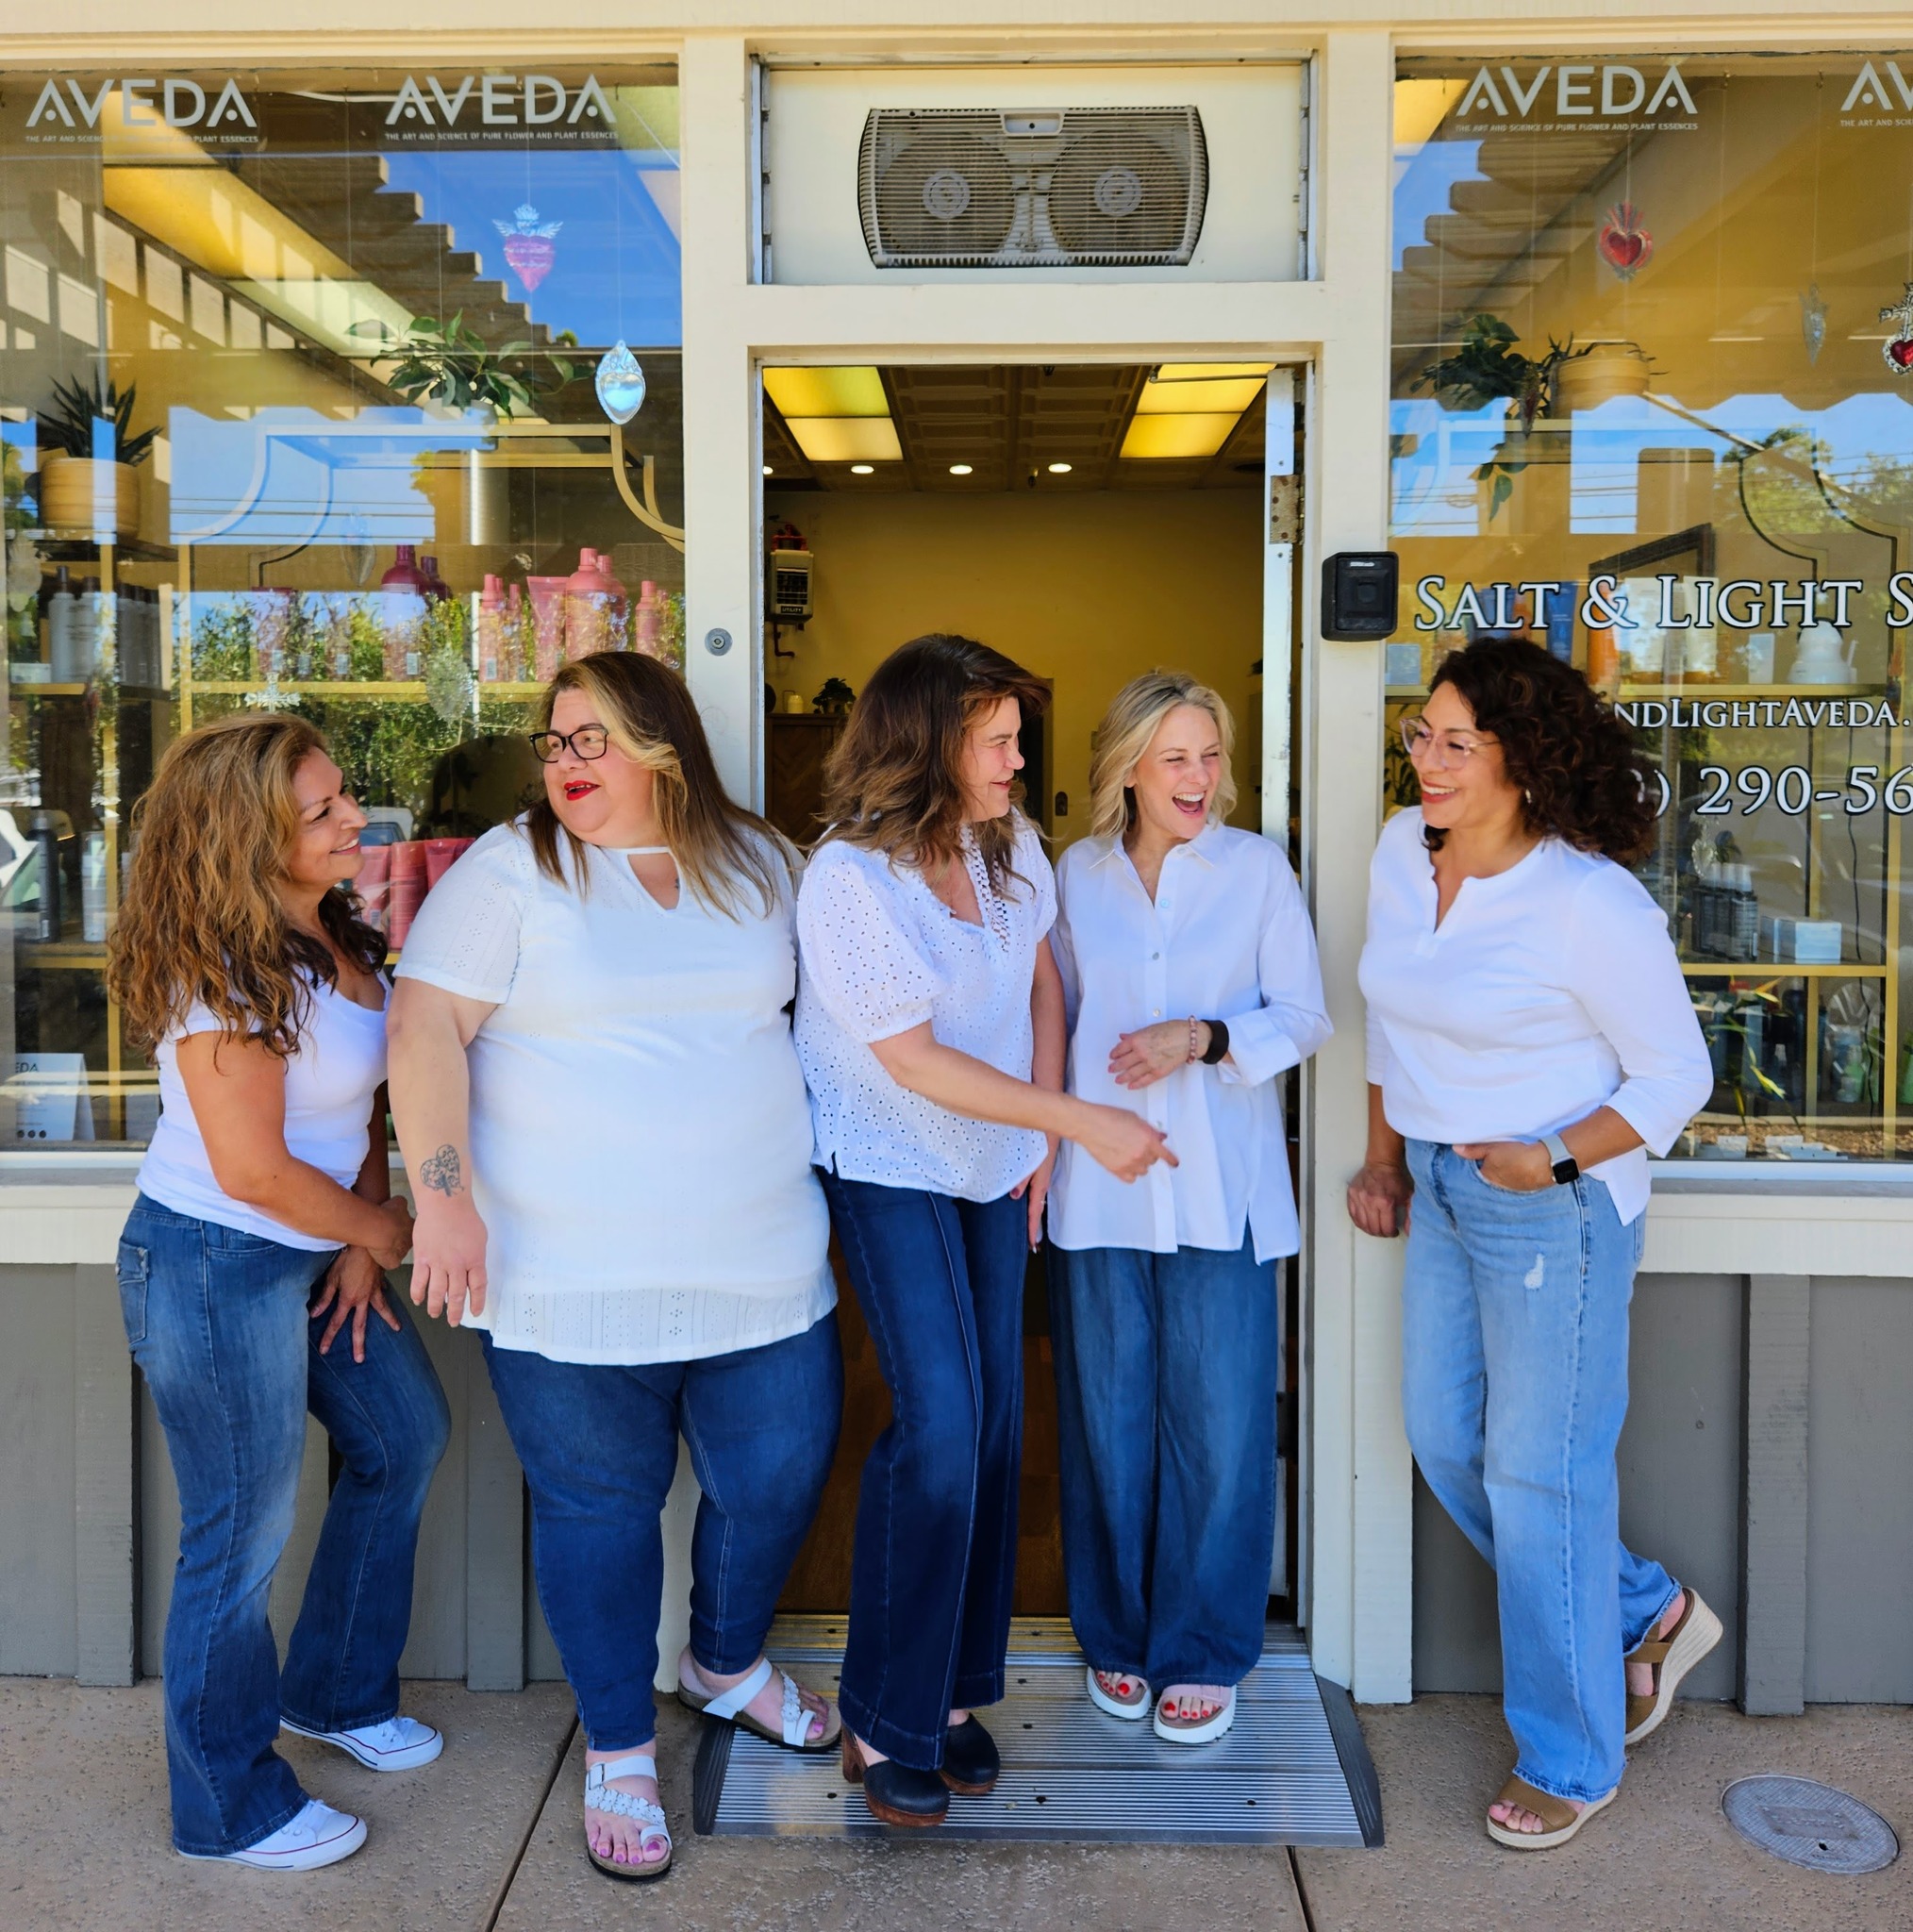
[1597,203,1653,280]
[1879,282,1913,375]
[594,341,647,424]
[1800,285,1828,364]
[425,643,474,724]
[491,205,563,293]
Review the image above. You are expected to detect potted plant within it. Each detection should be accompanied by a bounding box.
[1414,314,1589,521]
[349,313,577,418]
[813,675,855,716]
[37,374,158,540]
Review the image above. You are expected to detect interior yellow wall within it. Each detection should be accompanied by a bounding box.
[763,484,1265,850]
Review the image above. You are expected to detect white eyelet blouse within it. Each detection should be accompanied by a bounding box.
[795,816,1056,1202]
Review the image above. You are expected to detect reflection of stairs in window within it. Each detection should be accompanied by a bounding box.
[236,152,557,352]
[1392,126,1634,381]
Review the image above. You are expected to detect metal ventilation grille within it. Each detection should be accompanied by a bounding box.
[858,107,1208,268]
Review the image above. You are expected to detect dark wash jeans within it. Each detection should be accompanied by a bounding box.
[117,1193,450,1857]
[1048,1236,1278,1690]
[822,1170,1028,1771]
[481,1312,841,1751]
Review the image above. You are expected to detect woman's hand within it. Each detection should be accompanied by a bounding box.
[366,1196,415,1272]
[1012,1141,1058,1250]
[410,1191,490,1326]
[310,1246,403,1363]
[1456,1139,1554,1192]
[1108,1020,1203,1091]
[1347,1160,1414,1238]
[1073,1103,1176,1183]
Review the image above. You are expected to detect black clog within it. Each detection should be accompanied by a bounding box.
[940,1714,1000,1795]
[840,1732,950,1827]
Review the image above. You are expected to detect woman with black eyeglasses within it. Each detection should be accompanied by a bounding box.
[387,654,842,1884]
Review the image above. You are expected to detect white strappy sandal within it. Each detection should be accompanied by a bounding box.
[674,1650,841,1753]
[583,1753,672,1883]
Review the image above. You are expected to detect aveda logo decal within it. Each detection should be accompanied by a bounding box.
[25,76,256,130]
[384,75,615,128]
[1842,62,1913,113]
[1457,63,1697,121]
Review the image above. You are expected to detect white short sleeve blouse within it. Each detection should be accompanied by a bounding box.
[396,822,835,1366]
[1358,806,1713,1224]
[795,816,1056,1202]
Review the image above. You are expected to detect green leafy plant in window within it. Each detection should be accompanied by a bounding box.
[348,314,579,419]
[191,602,256,681]
[39,375,160,467]
[1414,314,1589,521]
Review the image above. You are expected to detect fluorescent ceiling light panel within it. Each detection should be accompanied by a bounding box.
[783,417,903,463]
[1119,413,1243,460]
[1134,363,1273,416]
[762,366,890,418]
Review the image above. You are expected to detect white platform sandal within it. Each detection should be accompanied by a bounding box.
[675,1650,840,1752]
[1154,1684,1237,1744]
[583,1753,672,1883]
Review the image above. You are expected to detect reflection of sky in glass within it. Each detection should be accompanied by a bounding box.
[1391,139,1480,276]
[1391,391,1913,538]
[378,149,681,348]
[169,405,487,546]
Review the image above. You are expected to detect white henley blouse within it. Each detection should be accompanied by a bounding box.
[1358,806,1713,1224]
[1048,824,1331,1262]
[795,817,1056,1202]
[394,821,835,1366]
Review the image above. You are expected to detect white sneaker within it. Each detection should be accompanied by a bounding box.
[180,1797,366,1871]
[281,1713,445,1771]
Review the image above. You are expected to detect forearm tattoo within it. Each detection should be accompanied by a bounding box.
[420,1144,463,1197]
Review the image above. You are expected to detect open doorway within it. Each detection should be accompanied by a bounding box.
[763,360,1302,1618]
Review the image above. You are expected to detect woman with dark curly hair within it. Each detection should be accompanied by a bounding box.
[1347,639,1715,1852]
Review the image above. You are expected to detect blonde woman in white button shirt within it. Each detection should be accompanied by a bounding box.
[1350,639,1718,1852]
[1047,672,1329,1746]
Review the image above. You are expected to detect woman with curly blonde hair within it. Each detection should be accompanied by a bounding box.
[109,714,447,1873]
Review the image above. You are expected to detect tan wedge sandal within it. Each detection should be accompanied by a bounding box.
[1624,1588,1723,1746]
[1485,1774,1616,1851]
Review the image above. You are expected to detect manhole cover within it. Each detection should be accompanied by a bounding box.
[1722,1776,1899,1874]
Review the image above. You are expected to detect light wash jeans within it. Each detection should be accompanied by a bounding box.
[1049,1236,1277,1690]
[1401,1141,1680,1805]
[118,1193,450,1856]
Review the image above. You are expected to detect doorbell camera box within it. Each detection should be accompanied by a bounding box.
[1322,552,1400,641]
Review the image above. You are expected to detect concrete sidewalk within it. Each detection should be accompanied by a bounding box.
[1,1678,1904,1930]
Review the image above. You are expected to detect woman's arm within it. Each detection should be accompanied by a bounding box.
[1346,1082,1414,1237]
[870,1012,1173,1183]
[1456,1106,1643,1191]
[1012,939,1068,1243]
[178,1035,413,1261]
[386,977,498,1326]
[309,1082,407,1362]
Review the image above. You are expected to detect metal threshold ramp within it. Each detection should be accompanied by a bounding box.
[694,1617,1381,1847]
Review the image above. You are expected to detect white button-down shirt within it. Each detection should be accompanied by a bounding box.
[1047,824,1331,1261]
[1358,806,1713,1224]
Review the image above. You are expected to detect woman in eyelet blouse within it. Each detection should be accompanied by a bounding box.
[795,633,1174,1830]
[1349,640,1717,1854]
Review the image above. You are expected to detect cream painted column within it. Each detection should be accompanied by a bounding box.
[678,33,761,807]
[1304,26,1412,1704]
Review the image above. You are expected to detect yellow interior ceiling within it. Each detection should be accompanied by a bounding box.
[1120,412,1246,459]
[1133,363,1272,416]
[763,366,890,418]
[782,417,905,463]
[1393,78,1467,153]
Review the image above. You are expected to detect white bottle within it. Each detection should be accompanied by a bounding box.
[81,832,108,942]
[46,568,75,682]
[72,575,101,681]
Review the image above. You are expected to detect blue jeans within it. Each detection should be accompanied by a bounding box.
[481,1313,841,1751]
[823,1171,1028,1771]
[1401,1142,1681,1805]
[1049,1237,1277,1688]
[117,1194,450,1857]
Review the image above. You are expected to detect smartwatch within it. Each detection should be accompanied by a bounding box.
[1541,1132,1579,1185]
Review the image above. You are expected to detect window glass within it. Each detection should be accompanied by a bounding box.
[2,63,681,1144]
[1392,54,1913,1162]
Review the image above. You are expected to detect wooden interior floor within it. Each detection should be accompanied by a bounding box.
[780,1244,1068,1617]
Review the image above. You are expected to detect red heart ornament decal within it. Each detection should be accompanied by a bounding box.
[1889,336,1913,373]
[1598,203,1654,281]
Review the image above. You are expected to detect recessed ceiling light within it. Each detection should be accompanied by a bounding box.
[1047,461,1073,475]
[850,463,874,475]
[762,464,774,475]
[949,463,973,475]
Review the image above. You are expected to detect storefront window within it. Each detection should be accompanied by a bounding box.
[1391,52,1913,1161]
[2,63,682,1144]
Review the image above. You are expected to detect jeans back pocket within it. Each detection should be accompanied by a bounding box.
[116,1241,151,1348]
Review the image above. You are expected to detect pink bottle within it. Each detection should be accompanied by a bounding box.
[423,836,475,890]
[595,549,629,648]
[478,575,507,682]
[506,581,526,681]
[355,845,391,936]
[526,576,568,680]
[379,545,429,678]
[635,579,662,658]
[420,554,450,604]
[388,842,427,948]
[565,548,617,658]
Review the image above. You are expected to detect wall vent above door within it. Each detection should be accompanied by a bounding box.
[857,107,1207,269]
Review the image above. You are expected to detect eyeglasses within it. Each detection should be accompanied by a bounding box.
[527,725,610,764]
[1399,716,1492,769]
